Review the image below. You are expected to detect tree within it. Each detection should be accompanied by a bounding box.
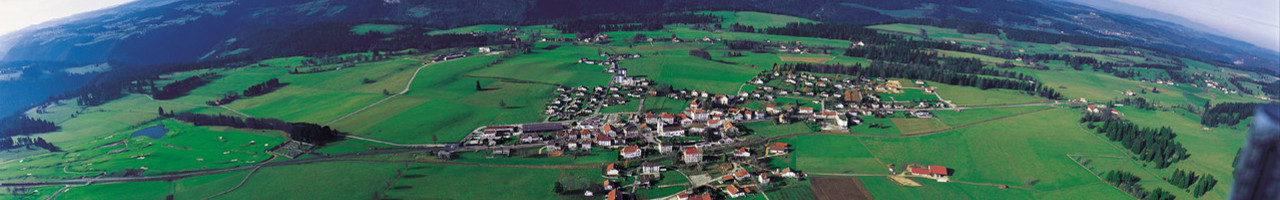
[383,89,391,95]
[158,107,166,116]
[499,100,507,108]
[475,80,482,91]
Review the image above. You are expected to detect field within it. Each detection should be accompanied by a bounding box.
[771,135,885,173]
[810,177,875,200]
[350,23,405,35]
[891,118,949,135]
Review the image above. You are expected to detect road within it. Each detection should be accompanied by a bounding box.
[323,60,438,126]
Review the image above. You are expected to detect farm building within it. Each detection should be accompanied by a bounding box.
[768,142,790,155]
[523,123,566,133]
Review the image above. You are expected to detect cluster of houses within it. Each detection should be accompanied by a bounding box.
[431,51,471,62]
[590,142,806,200]
[545,85,648,121]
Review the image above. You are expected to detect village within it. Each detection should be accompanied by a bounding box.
[440,46,977,200]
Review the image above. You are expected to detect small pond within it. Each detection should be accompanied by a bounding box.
[130,125,169,139]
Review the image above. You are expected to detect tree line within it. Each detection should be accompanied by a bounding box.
[1103,170,1175,200]
[1165,168,1218,197]
[552,13,718,34]
[165,112,344,146]
[152,73,218,100]
[0,136,60,152]
[1087,118,1189,169]
[1200,102,1257,127]
[0,116,59,137]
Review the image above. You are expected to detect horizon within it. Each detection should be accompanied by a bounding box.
[0,0,1277,54]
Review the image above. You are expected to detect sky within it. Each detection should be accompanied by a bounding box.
[0,0,1275,52]
[0,0,136,36]
[1068,0,1280,52]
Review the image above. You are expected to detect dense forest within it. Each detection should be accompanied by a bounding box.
[0,136,60,152]
[1087,118,1189,169]
[1201,102,1257,127]
[151,74,217,100]
[242,78,286,97]
[168,112,344,145]
[0,116,60,137]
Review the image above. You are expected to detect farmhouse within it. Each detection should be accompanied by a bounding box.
[907,165,950,178]
[723,185,747,198]
[641,163,663,175]
[621,145,642,159]
[603,163,621,177]
[768,142,790,155]
[661,125,686,137]
[733,169,752,180]
[733,147,751,157]
[777,168,798,178]
[798,107,814,114]
[682,147,703,163]
[1087,105,1100,113]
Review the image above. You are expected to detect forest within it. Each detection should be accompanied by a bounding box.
[1200,102,1257,127]
[1088,118,1189,169]
[1103,170,1174,200]
[0,116,59,137]
[0,136,60,152]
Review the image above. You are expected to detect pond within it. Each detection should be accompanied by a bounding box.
[130,125,169,139]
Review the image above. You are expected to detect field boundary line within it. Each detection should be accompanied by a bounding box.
[201,166,261,200]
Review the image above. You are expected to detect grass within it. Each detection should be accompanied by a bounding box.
[892,118,949,134]
[427,24,511,35]
[701,11,817,28]
[931,82,1047,106]
[878,89,940,102]
[932,106,1048,127]
[858,108,1135,197]
[381,164,599,200]
[214,161,401,200]
[770,135,886,173]
[350,23,405,35]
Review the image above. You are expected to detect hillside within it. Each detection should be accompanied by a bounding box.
[0,11,1275,200]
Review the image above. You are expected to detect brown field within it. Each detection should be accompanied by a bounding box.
[887,176,923,187]
[809,177,875,200]
[780,56,834,64]
[941,37,988,44]
[891,118,949,134]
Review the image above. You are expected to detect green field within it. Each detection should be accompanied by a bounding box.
[351,23,405,35]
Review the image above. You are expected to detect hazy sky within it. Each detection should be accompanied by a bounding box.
[1068,0,1280,52]
[0,0,136,36]
[0,0,1276,52]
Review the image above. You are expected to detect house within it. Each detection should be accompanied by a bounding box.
[520,134,542,143]
[478,47,491,53]
[605,189,618,200]
[777,168,798,178]
[724,185,747,198]
[641,163,663,175]
[757,173,771,185]
[682,148,702,163]
[798,107,814,114]
[764,105,777,113]
[768,142,790,155]
[603,163,620,176]
[816,111,839,119]
[661,126,686,137]
[912,111,934,118]
[676,192,690,200]
[595,134,614,147]
[733,169,751,180]
[733,147,751,157]
[1111,109,1122,115]
[689,194,712,200]
[621,145,642,159]
[1087,105,1100,113]
[929,165,949,178]
[660,113,675,123]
